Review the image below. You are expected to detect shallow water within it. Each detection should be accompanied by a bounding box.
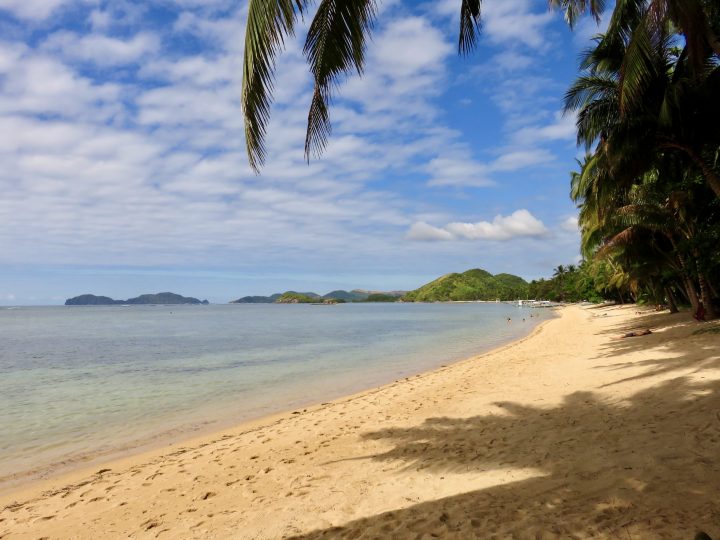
[0,302,551,482]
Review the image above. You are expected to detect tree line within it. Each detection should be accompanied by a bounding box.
[565,0,720,318]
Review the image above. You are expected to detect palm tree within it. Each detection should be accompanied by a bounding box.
[242,0,718,171]
[566,26,720,200]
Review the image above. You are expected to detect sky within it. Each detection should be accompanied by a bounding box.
[0,0,610,305]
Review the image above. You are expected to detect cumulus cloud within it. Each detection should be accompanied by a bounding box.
[406,221,456,241]
[42,31,160,66]
[407,210,549,242]
[482,0,554,49]
[426,153,493,187]
[426,148,553,187]
[0,0,75,20]
[513,112,577,145]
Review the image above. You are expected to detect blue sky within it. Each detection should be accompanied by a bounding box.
[0,0,610,305]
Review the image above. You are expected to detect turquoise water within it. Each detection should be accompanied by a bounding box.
[0,303,551,483]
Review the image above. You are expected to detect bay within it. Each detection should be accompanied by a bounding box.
[0,302,551,484]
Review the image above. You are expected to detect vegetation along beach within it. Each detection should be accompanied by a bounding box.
[2,0,720,538]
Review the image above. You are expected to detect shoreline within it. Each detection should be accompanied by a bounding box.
[0,309,554,497]
[3,305,719,539]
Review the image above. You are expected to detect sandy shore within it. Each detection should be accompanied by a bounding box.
[1,305,719,539]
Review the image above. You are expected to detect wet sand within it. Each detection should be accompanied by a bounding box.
[1,305,719,539]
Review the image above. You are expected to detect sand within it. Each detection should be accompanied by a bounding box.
[1,304,719,539]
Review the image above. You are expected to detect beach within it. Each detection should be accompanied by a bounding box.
[1,304,719,539]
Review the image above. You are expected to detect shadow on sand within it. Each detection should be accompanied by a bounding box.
[291,310,720,539]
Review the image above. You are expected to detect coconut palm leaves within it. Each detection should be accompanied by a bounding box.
[548,0,605,28]
[243,0,310,171]
[303,0,377,160]
[242,0,487,172]
[458,0,482,55]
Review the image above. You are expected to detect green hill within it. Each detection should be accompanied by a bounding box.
[403,269,528,302]
[322,290,368,301]
[231,294,283,303]
[275,292,318,304]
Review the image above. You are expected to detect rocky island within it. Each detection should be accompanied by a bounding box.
[230,289,406,304]
[65,292,209,305]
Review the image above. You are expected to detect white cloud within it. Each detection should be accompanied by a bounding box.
[0,0,76,20]
[42,31,160,66]
[406,221,455,241]
[559,215,579,233]
[446,209,549,240]
[483,0,554,49]
[426,152,493,187]
[407,210,549,241]
[0,47,122,121]
[426,148,553,187]
[490,149,554,171]
[513,112,577,144]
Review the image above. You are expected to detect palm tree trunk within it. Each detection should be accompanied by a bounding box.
[673,249,700,313]
[665,286,679,313]
[698,273,717,319]
[690,249,717,319]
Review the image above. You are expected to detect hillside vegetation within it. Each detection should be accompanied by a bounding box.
[403,269,528,302]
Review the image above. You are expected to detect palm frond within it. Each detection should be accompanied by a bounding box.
[618,15,658,115]
[563,74,617,113]
[242,0,307,172]
[459,0,482,55]
[548,0,605,29]
[303,0,377,161]
[604,0,644,43]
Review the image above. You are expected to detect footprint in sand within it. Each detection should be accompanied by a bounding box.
[141,519,161,531]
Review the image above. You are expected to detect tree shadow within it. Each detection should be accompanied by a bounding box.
[590,309,720,387]
[291,376,720,539]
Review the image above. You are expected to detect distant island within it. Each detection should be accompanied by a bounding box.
[229,270,528,304]
[65,292,209,306]
[230,289,406,304]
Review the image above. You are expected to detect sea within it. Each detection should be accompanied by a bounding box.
[0,302,552,486]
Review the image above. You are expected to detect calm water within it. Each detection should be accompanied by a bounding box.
[0,302,551,483]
